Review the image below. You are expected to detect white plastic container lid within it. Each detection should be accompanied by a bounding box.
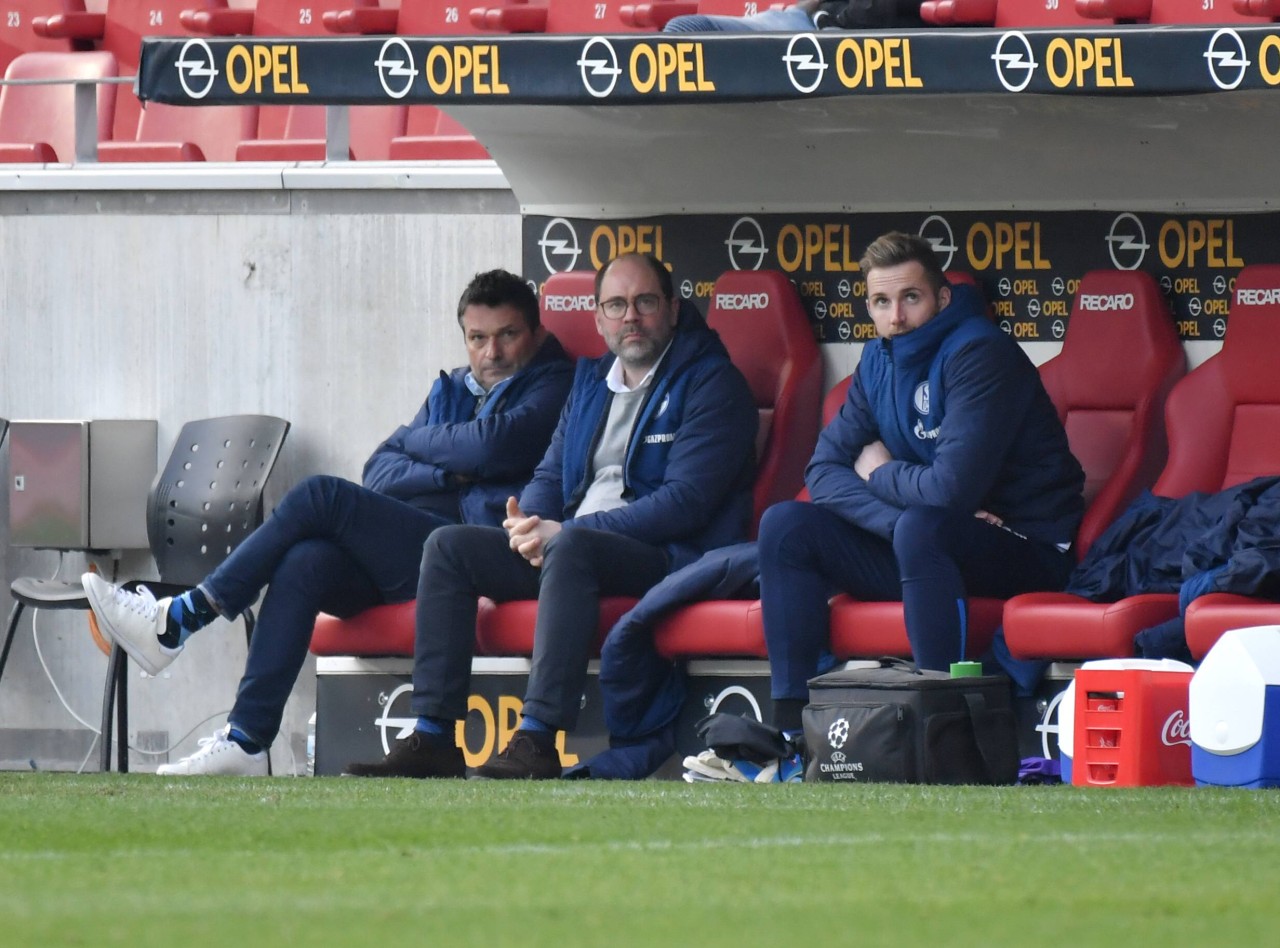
[1190,626,1280,755]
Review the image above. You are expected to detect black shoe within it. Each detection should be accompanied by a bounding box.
[473,730,562,780]
[343,732,465,779]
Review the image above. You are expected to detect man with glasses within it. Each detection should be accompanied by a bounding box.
[346,252,758,780]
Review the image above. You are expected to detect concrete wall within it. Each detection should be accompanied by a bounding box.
[0,179,521,772]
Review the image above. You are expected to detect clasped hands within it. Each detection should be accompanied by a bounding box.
[855,440,1003,527]
[503,496,561,568]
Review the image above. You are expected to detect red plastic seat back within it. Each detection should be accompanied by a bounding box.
[706,270,822,535]
[996,0,1100,25]
[1152,265,1280,498]
[1039,270,1185,557]
[539,271,607,361]
[1149,0,1257,21]
[0,0,85,75]
[0,50,116,161]
[396,0,483,32]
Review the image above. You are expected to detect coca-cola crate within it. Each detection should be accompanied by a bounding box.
[1073,666,1195,787]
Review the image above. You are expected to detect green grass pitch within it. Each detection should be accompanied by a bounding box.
[1,774,1277,946]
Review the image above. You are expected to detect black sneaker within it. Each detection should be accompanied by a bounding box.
[343,732,465,779]
[473,730,562,780]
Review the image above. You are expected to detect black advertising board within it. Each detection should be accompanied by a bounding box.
[137,28,1280,105]
[522,210,1271,343]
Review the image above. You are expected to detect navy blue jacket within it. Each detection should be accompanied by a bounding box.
[362,333,573,527]
[520,304,757,571]
[807,284,1084,546]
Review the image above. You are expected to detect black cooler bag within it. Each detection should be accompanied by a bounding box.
[802,659,1019,784]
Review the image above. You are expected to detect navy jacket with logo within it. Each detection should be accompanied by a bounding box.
[520,304,757,572]
[362,333,573,527]
[806,283,1084,546]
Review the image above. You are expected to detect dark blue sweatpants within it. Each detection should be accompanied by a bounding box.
[758,501,1072,701]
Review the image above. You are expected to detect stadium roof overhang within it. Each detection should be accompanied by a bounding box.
[137,28,1280,217]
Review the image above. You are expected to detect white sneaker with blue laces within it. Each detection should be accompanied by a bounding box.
[81,573,182,676]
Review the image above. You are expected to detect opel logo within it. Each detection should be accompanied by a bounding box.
[578,37,621,99]
[919,215,957,271]
[782,33,827,95]
[992,31,1037,93]
[539,217,583,274]
[175,38,218,100]
[375,37,418,99]
[726,216,768,271]
[1204,29,1249,92]
[1106,213,1149,271]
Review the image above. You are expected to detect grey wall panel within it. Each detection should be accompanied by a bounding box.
[0,188,521,772]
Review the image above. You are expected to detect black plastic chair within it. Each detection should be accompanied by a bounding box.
[0,415,290,772]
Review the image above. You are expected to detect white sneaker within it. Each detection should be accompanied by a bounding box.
[156,726,268,776]
[682,749,748,782]
[82,573,182,676]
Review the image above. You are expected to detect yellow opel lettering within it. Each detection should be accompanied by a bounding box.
[1262,35,1280,85]
[1012,321,1039,338]
[1013,279,1039,295]
[1045,37,1132,89]
[497,695,521,751]
[630,43,714,93]
[1065,277,1081,295]
[226,45,252,95]
[835,38,922,89]
[1045,38,1075,88]
[469,44,508,93]
[1158,219,1245,268]
[631,44,658,93]
[777,224,859,273]
[966,222,1051,270]
[1042,300,1069,317]
[425,46,451,95]
[1173,277,1200,294]
[694,281,715,297]
[1176,320,1202,337]
[589,225,664,268]
[458,694,496,768]
[851,322,878,339]
[590,226,617,270]
[992,300,1015,317]
[836,39,864,87]
[829,301,854,317]
[1203,298,1230,316]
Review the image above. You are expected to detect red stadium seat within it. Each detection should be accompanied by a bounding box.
[388,106,491,161]
[926,0,1103,26]
[34,0,223,145]
[99,102,258,161]
[234,102,406,161]
[321,1,493,160]
[1079,0,1259,20]
[0,49,116,162]
[659,269,1182,665]
[180,0,403,161]
[0,0,86,76]
[620,0,783,28]
[1006,264,1280,662]
[469,0,648,33]
[705,270,822,536]
[324,0,480,33]
[1233,0,1280,17]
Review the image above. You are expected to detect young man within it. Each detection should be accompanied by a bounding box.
[345,252,759,780]
[83,269,573,776]
[758,231,1084,739]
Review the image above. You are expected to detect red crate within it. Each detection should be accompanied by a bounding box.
[1073,667,1194,787]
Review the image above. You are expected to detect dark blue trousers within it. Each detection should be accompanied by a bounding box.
[411,524,670,731]
[759,501,1072,701]
[203,475,452,746]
